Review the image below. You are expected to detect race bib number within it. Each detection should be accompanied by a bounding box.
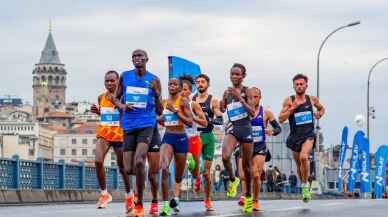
[294,111,313,125]
[125,86,149,108]
[227,102,248,122]
[252,125,264,143]
[100,107,120,126]
[163,110,179,126]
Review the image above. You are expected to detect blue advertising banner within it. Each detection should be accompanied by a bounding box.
[337,126,349,192]
[347,130,364,192]
[374,145,388,198]
[359,137,371,193]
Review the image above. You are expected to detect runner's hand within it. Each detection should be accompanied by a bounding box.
[314,111,321,120]
[90,104,100,114]
[119,103,134,112]
[228,88,240,101]
[150,79,161,97]
[265,129,273,136]
[166,101,177,113]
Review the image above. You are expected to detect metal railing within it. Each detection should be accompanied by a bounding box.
[0,155,123,191]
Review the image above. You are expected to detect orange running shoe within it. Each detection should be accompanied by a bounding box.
[253,200,262,212]
[204,199,215,211]
[194,178,201,192]
[125,193,134,214]
[96,192,112,209]
[133,204,144,217]
[149,201,158,215]
[238,196,245,206]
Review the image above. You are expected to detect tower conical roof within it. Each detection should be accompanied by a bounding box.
[39,31,61,64]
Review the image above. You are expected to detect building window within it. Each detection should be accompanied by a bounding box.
[92,149,96,155]
[82,149,87,156]
[60,149,66,155]
[111,154,116,161]
[111,162,116,167]
[93,139,97,144]
[71,138,77,145]
[82,139,88,145]
[71,149,77,156]
[29,149,35,156]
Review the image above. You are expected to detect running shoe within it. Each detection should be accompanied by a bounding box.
[169,198,180,214]
[226,177,240,198]
[96,192,112,209]
[252,200,262,212]
[204,199,215,211]
[133,204,144,217]
[125,193,134,214]
[238,196,245,206]
[302,186,312,203]
[149,201,158,215]
[243,196,253,214]
[160,201,171,216]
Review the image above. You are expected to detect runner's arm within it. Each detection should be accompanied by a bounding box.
[178,98,194,126]
[152,77,163,116]
[111,74,133,111]
[311,96,325,120]
[279,97,292,123]
[90,95,102,115]
[211,98,224,117]
[193,102,208,127]
[238,96,255,117]
[219,90,228,113]
[265,109,282,136]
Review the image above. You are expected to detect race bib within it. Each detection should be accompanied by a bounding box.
[294,111,313,125]
[100,107,120,126]
[227,102,248,122]
[252,125,264,143]
[163,110,179,126]
[125,86,149,108]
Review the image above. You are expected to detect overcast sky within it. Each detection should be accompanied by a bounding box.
[1,0,387,151]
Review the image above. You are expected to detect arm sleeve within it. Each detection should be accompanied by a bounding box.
[269,119,282,136]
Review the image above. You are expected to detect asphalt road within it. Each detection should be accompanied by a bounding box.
[0,199,387,217]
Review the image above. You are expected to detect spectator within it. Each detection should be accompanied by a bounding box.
[280,173,287,192]
[289,171,298,193]
[266,165,274,192]
[213,164,222,192]
[273,166,282,192]
[220,169,230,192]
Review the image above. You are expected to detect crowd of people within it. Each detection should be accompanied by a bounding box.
[90,49,325,216]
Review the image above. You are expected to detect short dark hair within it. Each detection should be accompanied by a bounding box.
[132,49,148,58]
[179,75,194,90]
[195,73,210,84]
[105,70,119,79]
[293,73,308,82]
[232,63,246,76]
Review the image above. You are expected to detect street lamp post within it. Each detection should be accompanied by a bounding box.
[367,58,388,139]
[315,21,360,191]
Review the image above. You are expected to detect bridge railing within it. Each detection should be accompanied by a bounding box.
[0,155,126,191]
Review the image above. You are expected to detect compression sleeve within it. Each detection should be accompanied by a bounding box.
[270,119,282,136]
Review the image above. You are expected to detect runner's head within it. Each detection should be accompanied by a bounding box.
[292,73,308,95]
[195,74,210,93]
[180,75,194,98]
[230,63,246,86]
[104,70,119,93]
[168,78,182,96]
[247,87,261,107]
[132,49,148,69]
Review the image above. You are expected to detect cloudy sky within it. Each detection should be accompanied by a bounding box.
[1,0,387,151]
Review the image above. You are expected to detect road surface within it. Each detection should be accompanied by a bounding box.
[0,199,387,217]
